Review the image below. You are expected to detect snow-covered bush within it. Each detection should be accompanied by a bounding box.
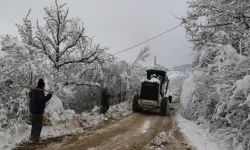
[182,0,250,149]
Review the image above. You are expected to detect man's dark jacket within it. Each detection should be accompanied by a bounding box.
[29,89,52,115]
[101,91,110,107]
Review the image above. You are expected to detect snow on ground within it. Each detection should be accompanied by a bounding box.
[151,132,169,146]
[141,120,151,133]
[0,101,132,150]
[0,124,31,150]
[144,126,175,150]
[176,113,227,150]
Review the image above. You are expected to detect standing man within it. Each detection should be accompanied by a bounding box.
[101,87,110,114]
[29,79,54,144]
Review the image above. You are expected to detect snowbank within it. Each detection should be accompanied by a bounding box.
[176,113,227,150]
[0,101,132,150]
[0,124,30,150]
[45,95,64,119]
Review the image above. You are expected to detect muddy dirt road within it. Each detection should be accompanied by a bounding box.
[16,111,191,150]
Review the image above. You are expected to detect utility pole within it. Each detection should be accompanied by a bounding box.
[154,55,156,65]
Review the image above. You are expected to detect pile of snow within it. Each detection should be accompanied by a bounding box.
[144,130,174,150]
[177,113,227,150]
[45,95,64,119]
[105,101,132,119]
[0,101,132,150]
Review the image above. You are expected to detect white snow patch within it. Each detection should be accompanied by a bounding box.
[152,132,168,146]
[141,120,151,133]
[45,95,64,119]
[0,50,7,58]
[105,101,132,119]
[142,78,161,85]
[0,124,31,150]
[144,130,174,150]
[92,106,99,113]
[176,113,227,150]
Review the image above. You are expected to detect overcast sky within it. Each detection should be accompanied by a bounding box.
[0,0,192,69]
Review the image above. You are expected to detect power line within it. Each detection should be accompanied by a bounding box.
[111,24,182,56]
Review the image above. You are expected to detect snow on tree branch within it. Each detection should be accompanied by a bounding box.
[17,1,107,70]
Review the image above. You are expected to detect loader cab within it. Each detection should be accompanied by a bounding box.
[146,69,167,85]
[140,69,168,101]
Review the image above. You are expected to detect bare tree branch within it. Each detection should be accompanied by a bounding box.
[25,9,31,20]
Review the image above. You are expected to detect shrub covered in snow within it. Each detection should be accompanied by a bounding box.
[181,0,250,149]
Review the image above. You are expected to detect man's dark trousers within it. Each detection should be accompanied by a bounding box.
[31,114,43,142]
[101,105,109,114]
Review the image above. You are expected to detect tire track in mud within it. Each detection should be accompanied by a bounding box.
[93,114,163,150]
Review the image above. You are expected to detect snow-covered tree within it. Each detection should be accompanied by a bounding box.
[182,0,250,149]
[17,1,107,71]
[0,35,48,124]
[0,1,149,138]
[168,75,188,100]
[183,0,250,66]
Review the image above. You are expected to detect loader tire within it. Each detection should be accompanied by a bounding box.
[160,97,169,116]
[132,95,141,113]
